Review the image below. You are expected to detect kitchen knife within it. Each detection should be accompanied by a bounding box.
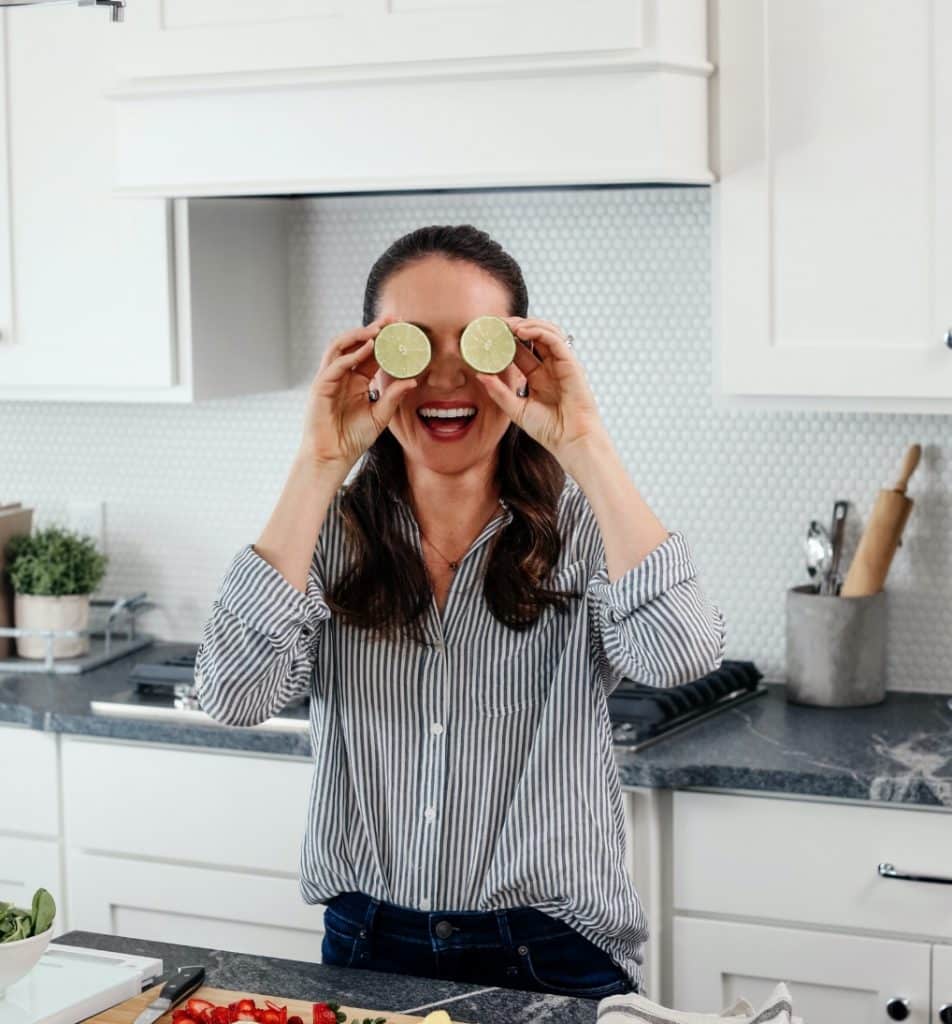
[133,965,206,1024]
[840,444,921,597]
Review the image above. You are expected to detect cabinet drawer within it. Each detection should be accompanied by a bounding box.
[673,792,952,939]
[673,917,931,1023]
[68,852,324,963]
[0,728,59,837]
[62,738,312,875]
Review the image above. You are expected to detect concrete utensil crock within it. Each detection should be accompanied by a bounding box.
[785,584,887,706]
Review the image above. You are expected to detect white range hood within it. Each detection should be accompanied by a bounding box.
[107,0,713,198]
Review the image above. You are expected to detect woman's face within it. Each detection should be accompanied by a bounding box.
[374,255,525,477]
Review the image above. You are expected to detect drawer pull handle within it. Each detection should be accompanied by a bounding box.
[886,997,910,1021]
[938,1003,952,1024]
[878,861,952,886]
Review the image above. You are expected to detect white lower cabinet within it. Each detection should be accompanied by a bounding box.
[61,737,323,960]
[67,852,324,962]
[0,834,64,935]
[935,945,952,1021]
[673,917,932,1024]
[0,728,65,932]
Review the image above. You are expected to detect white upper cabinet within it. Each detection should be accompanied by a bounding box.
[116,0,645,80]
[0,5,291,402]
[713,0,952,412]
[1,4,175,393]
[110,0,713,195]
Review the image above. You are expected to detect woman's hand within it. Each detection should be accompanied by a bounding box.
[298,315,418,474]
[473,316,607,468]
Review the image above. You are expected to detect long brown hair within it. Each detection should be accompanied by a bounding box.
[324,224,583,644]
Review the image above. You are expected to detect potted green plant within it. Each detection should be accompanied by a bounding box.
[3,525,108,659]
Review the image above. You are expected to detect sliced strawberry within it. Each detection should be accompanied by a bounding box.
[288,1017,304,1024]
[210,1007,231,1024]
[187,1000,215,1017]
[312,1007,337,1024]
[264,1002,287,1024]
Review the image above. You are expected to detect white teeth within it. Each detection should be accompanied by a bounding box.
[418,407,477,419]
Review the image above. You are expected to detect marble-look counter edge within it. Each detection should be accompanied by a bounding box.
[54,929,598,1024]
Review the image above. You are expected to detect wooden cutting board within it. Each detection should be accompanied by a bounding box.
[86,985,468,1024]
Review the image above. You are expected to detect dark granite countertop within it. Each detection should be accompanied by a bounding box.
[55,930,596,1023]
[3,640,951,808]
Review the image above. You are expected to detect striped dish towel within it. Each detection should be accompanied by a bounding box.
[597,982,804,1023]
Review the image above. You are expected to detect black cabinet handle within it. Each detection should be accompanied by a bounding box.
[938,1003,952,1024]
[878,862,952,886]
[886,996,910,1020]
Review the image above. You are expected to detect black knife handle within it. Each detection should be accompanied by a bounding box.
[160,965,206,1007]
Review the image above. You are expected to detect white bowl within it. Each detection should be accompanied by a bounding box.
[0,927,54,997]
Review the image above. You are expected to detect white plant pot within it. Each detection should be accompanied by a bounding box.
[13,592,91,659]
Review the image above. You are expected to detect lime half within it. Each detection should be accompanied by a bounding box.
[460,315,516,374]
[373,322,432,379]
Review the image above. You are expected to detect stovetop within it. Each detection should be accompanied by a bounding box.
[608,659,765,751]
[93,649,765,749]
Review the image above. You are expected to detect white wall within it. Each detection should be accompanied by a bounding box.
[0,185,947,692]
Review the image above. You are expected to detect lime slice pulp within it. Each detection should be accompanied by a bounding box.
[460,315,516,374]
[373,322,432,379]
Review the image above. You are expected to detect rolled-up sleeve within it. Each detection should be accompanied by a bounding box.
[587,530,726,695]
[194,542,333,727]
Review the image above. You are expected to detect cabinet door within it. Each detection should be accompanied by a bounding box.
[674,917,931,1024]
[118,0,644,82]
[68,852,325,963]
[62,738,313,875]
[935,945,952,1023]
[0,4,175,393]
[714,0,952,408]
[0,728,59,837]
[0,835,65,934]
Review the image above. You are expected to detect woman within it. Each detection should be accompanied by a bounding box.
[196,224,725,1000]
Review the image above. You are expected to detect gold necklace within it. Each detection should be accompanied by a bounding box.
[419,502,503,573]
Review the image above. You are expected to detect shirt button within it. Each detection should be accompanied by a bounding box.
[423,806,436,821]
[430,722,444,736]
[420,896,432,911]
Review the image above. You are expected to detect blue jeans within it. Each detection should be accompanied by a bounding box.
[320,891,636,1000]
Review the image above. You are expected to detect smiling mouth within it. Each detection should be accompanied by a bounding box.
[416,407,478,438]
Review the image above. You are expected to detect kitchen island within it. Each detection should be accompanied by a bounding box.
[55,930,600,1024]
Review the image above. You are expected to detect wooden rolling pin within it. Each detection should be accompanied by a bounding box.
[840,444,921,597]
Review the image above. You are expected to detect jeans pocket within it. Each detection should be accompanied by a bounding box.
[321,907,366,968]
[321,922,359,968]
[519,933,630,1000]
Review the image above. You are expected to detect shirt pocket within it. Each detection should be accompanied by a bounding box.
[472,558,588,718]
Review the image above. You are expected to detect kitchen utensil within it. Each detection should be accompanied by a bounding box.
[785,584,887,706]
[0,943,161,1024]
[840,444,921,597]
[91,986,468,1024]
[132,966,205,1024]
[823,500,849,595]
[804,520,833,585]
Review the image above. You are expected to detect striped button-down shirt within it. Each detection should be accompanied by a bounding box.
[195,475,726,991]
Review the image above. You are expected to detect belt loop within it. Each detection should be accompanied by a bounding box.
[362,895,380,935]
[494,908,515,949]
